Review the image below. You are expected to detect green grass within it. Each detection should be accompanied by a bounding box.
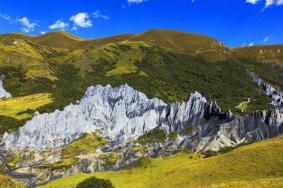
[49,133,107,169]
[0,93,53,119]
[0,93,53,134]
[234,45,283,67]
[41,136,283,188]
[0,175,24,188]
[235,100,250,113]
[137,128,167,145]
[61,133,107,159]
[131,29,229,60]
[32,31,86,50]
[97,152,121,165]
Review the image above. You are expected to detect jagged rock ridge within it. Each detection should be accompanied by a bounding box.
[1,83,282,152]
[2,84,227,150]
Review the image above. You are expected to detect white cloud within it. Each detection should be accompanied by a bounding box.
[246,0,260,4]
[248,42,255,46]
[0,13,38,33]
[128,0,146,4]
[263,36,272,42]
[70,12,92,30]
[93,10,109,20]
[0,13,11,21]
[265,0,283,7]
[49,20,68,30]
[18,17,38,33]
[40,31,46,35]
[246,0,283,8]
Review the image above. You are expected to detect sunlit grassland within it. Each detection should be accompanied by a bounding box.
[48,133,107,169]
[235,100,250,113]
[0,41,57,81]
[0,175,24,188]
[106,42,146,76]
[0,93,53,120]
[41,136,283,188]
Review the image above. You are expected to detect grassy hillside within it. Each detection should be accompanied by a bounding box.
[131,29,230,61]
[45,42,274,112]
[41,136,283,188]
[32,31,86,50]
[234,45,283,67]
[0,93,53,134]
[0,175,24,188]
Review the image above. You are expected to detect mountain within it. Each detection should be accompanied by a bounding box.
[131,29,229,61]
[0,80,282,186]
[0,29,282,187]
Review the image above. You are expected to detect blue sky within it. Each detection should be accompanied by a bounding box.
[0,0,282,47]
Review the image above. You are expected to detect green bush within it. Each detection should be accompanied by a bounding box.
[76,177,114,188]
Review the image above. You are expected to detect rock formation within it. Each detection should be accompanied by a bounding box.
[0,75,11,99]
[2,83,282,152]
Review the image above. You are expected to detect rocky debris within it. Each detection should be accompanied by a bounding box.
[0,75,11,99]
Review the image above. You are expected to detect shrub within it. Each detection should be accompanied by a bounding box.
[137,128,167,145]
[76,177,114,188]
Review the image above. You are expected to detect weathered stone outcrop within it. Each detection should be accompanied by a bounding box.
[0,75,11,99]
[1,83,282,153]
[1,82,282,187]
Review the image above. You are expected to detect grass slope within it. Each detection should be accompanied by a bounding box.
[41,136,283,188]
[0,93,53,134]
[49,133,107,169]
[131,29,229,61]
[32,31,86,50]
[0,175,24,188]
[234,45,283,67]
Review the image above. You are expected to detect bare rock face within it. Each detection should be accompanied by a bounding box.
[2,82,282,153]
[1,84,232,150]
[0,75,11,99]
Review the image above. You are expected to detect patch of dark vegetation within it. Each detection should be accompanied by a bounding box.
[137,128,167,145]
[1,66,53,97]
[168,131,178,141]
[135,157,152,168]
[202,141,254,158]
[76,177,114,188]
[181,125,198,135]
[0,116,26,135]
